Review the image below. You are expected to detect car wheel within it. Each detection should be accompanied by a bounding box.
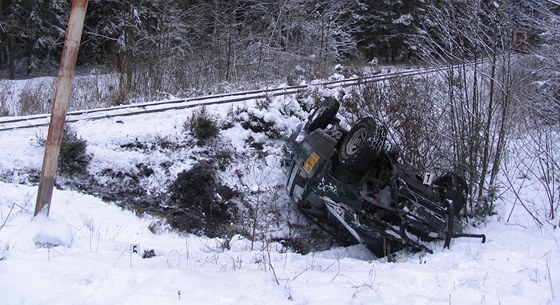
[434,173,468,217]
[338,117,386,172]
[304,97,340,132]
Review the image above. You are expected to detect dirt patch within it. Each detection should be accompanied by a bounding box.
[168,161,240,238]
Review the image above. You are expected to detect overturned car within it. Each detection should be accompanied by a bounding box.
[285,98,485,258]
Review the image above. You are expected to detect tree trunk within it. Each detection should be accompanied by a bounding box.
[8,35,15,79]
[477,48,497,209]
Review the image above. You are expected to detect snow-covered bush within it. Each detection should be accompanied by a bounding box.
[237,99,283,139]
[226,97,307,141]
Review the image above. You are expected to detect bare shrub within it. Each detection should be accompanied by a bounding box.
[0,81,11,116]
[503,124,560,226]
[18,79,53,115]
[71,73,118,111]
[344,75,444,173]
[344,67,523,219]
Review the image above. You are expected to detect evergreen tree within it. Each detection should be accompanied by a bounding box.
[356,0,417,63]
[0,0,69,77]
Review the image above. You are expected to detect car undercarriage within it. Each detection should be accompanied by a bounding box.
[285,97,486,258]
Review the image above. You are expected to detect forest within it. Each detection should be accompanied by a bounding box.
[0,1,554,85]
[1,0,559,223]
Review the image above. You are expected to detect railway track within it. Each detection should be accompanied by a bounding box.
[0,67,440,132]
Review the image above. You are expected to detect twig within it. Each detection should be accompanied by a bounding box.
[329,270,341,284]
[547,258,555,302]
[502,161,543,226]
[267,246,280,285]
[113,245,131,267]
[0,203,15,231]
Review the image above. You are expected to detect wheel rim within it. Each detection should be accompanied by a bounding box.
[345,127,367,156]
[437,177,452,198]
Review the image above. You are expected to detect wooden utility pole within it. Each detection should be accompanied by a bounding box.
[35,0,88,217]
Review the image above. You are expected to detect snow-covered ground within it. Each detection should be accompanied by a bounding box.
[0,84,559,305]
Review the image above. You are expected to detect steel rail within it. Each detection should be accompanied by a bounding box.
[0,66,440,132]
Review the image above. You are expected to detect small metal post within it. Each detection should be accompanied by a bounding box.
[34,0,89,216]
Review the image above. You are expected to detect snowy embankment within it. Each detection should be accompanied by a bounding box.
[0,88,559,305]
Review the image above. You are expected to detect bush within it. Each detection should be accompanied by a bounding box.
[18,80,52,115]
[0,81,10,116]
[35,126,91,175]
[184,106,220,141]
[226,98,285,140]
[344,76,442,173]
[58,127,92,175]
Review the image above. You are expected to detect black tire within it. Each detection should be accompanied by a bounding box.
[434,173,468,217]
[304,97,340,132]
[338,117,387,172]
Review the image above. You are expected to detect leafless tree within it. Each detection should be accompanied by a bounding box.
[410,0,536,216]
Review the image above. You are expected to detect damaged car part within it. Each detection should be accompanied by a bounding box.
[285,97,486,258]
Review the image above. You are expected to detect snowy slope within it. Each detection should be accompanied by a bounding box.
[0,91,559,305]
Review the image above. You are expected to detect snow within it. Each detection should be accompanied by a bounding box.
[0,81,559,305]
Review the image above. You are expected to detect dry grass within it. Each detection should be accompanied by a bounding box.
[18,79,53,115]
